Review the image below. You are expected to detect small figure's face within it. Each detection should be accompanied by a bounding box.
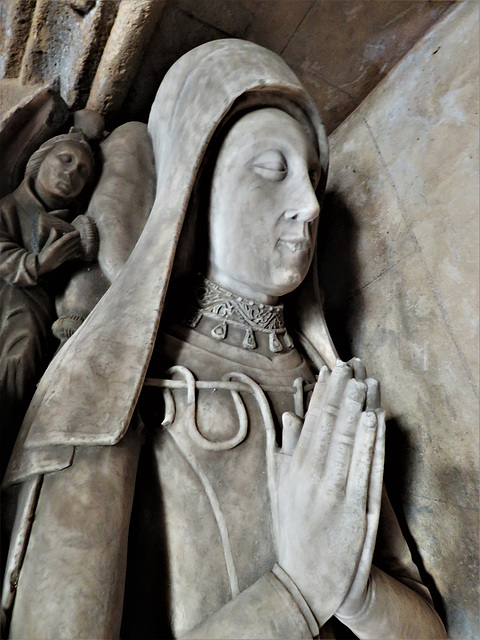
[35,141,94,208]
[207,108,321,304]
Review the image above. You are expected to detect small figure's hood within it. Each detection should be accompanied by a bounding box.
[6,40,337,482]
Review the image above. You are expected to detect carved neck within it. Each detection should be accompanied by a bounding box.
[183,276,294,354]
[33,178,69,211]
[206,266,279,305]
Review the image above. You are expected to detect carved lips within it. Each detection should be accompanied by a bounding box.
[277,238,310,254]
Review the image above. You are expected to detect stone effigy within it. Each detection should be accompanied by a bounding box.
[1,40,447,639]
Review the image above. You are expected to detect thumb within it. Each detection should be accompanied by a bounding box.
[281,411,303,455]
[43,227,58,249]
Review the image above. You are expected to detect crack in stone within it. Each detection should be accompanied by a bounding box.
[176,6,234,39]
[412,494,478,511]
[280,0,316,56]
[348,249,418,298]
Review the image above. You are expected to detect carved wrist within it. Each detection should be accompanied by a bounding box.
[36,252,49,277]
[271,564,319,637]
[335,575,372,621]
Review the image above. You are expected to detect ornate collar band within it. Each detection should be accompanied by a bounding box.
[184,276,294,353]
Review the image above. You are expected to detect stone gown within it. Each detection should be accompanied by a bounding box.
[5,322,439,639]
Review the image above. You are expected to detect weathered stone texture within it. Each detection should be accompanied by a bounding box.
[19,0,120,109]
[322,4,479,637]
[86,0,166,118]
[0,0,36,79]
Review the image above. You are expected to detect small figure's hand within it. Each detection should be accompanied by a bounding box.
[37,228,83,275]
[277,361,385,625]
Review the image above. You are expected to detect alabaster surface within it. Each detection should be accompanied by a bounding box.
[0,5,469,637]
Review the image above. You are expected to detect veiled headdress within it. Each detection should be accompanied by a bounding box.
[6,40,337,482]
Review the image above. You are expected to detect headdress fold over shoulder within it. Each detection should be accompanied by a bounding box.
[6,40,336,483]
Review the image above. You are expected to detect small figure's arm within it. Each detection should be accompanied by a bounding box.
[0,205,83,287]
[0,236,39,286]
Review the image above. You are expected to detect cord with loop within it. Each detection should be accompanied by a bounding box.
[165,366,248,451]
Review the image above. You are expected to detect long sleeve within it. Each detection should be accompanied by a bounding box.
[336,487,447,639]
[336,566,446,639]
[181,569,320,640]
[0,201,39,287]
[0,240,38,286]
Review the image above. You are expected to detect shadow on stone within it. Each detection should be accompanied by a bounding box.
[385,418,447,628]
[316,189,361,361]
[317,189,447,629]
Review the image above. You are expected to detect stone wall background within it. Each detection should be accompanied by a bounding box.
[321,4,479,637]
[111,0,455,133]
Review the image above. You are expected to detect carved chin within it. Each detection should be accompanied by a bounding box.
[279,251,312,286]
[270,265,308,296]
[55,181,72,196]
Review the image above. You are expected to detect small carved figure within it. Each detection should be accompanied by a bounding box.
[53,120,156,344]
[0,132,96,473]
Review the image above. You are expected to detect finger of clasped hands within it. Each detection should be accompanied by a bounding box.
[37,227,83,275]
[277,359,386,626]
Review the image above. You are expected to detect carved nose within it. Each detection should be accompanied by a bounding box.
[285,186,320,224]
[287,206,319,223]
[65,159,80,176]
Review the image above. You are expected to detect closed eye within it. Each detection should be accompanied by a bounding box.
[251,150,287,182]
[58,153,73,165]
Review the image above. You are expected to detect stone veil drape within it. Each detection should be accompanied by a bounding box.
[5,39,336,484]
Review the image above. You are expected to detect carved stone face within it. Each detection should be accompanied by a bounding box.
[207,108,321,304]
[35,140,94,208]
